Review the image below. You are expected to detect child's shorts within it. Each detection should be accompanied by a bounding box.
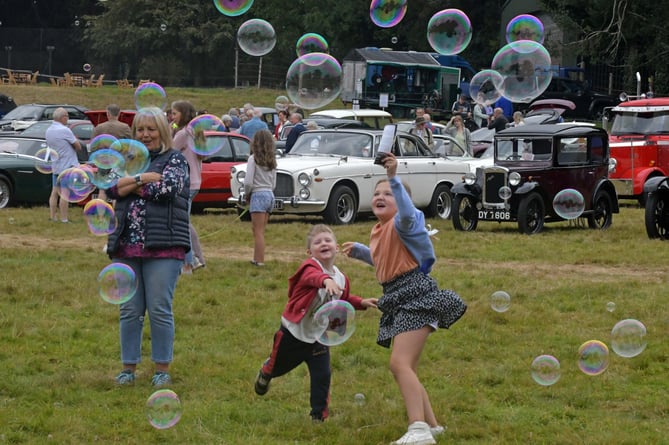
[250,191,274,213]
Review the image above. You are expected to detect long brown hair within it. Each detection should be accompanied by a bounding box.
[250,129,277,169]
[171,100,197,130]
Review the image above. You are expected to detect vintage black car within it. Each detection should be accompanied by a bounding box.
[644,176,669,239]
[450,124,619,234]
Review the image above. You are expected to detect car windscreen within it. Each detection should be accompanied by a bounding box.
[2,105,43,121]
[610,111,669,135]
[495,137,552,161]
[290,132,374,157]
[19,121,50,137]
[0,138,46,156]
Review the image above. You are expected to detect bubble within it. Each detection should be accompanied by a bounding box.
[369,0,408,28]
[490,290,511,313]
[237,19,276,57]
[57,167,95,203]
[110,139,150,176]
[391,36,398,45]
[89,134,119,153]
[577,340,609,376]
[531,354,561,386]
[8,217,15,224]
[34,147,58,174]
[74,19,80,27]
[426,9,472,56]
[83,199,117,236]
[314,300,356,346]
[295,33,329,58]
[187,114,225,156]
[274,95,290,111]
[286,52,342,110]
[611,319,647,358]
[469,69,504,106]
[146,389,182,430]
[506,14,544,44]
[89,148,124,189]
[160,23,167,32]
[354,393,366,406]
[83,63,92,72]
[491,41,553,103]
[97,263,138,304]
[553,188,585,220]
[213,0,253,17]
[134,82,168,111]
[606,301,616,313]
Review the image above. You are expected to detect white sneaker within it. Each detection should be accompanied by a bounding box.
[430,425,446,437]
[390,421,436,445]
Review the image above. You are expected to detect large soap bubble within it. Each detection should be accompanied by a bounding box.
[427,9,472,56]
[506,14,544,44]
[146,389,182,430]
[469,69,504,106]
[286,52,342,110]
[531,354,561,386]
[57,167,96,203]
[97,263,138,304]
[491,40,552,103]
[296,33,329,57]
[553,188,585,220]
[89,148,124,189]
[213,0,253,17]
[314,300,356,346]
[577,340,609,376]
[110,139,150,176]
[369,0,407,28]
[134,82,168,111]
[611,319,647,358]
[237,18,276,57]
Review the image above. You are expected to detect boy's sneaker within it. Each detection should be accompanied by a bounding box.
[254,370,271,395]
[151,371,172,387]
[115,369,135,385]
[391,421,436,445]
[430,425,446,437]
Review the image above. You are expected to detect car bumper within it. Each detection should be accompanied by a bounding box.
[227,196,326,211]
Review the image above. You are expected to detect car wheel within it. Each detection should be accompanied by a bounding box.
[425,184,452,219]
[0,175,12,209]
[644,191,669,239]
[323,185,357,225]
[452,194,478,231]
[517,192,545,234]
[587,191,613,230]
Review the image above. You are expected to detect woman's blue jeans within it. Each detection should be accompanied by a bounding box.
[117,257,182,365]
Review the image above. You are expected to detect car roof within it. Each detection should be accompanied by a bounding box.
[309,109,392,118]
[496,124,608,138]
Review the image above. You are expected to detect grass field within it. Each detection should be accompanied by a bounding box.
[1,202,668,444]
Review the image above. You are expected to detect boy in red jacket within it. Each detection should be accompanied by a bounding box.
[254,224,378,422]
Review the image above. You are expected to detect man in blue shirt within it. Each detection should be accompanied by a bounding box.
[239,108,268,139]
[284,113,306,153]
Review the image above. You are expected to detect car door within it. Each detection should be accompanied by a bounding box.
[393,133,439,206]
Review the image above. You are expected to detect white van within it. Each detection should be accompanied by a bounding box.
[308,109,393,129]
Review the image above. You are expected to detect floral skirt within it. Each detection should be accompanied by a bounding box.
[376,268,466,348]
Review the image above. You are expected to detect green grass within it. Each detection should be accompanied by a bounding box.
[1,204,668,444]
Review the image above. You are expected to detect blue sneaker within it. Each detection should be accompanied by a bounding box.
[115,369,135,385]
[152,371,172,387]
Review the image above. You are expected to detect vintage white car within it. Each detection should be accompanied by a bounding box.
[228,128,473,225]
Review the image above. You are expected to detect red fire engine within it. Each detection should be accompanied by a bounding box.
[608,97,669,203]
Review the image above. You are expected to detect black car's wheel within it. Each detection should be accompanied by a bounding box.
[587,191,613,230]
[452,194,478,231]
[0,175,12,209]
[323,185,357,225]
[517,192,545,234]
[425,184,452,220]
[644,191,669,239]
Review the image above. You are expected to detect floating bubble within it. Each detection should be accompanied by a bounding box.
[160,23,167,32]
[314,300,356,346]
[83,199,117,236]
[89,134,119,153]
[146,389,182,430]
[491,41,552,103]
[611,319,647,358]
[34,147,58,174]
[83,63,92,72]
[606,301,616,313]
[110,139,150,176]
[391,36,398,44]
[577,340,609,376]
[506,14,544,44]
[286,52,342,110]
[531,354,561,386]
[89,148,124,189]
[490,290,511,313]
[553,188,585,220]
[354,393,366,406]
[97,263,137,304]
[274,95,290,111]
[187,114,225,156]
[8,217,15,224]
[237,19,276,57]
[134,82,168,111]
[213,0,253,17]
[296,33,329,58]
[426,9,472,56]
[369,0,407,28]
[57,167,95,203]
[469,69,504,106]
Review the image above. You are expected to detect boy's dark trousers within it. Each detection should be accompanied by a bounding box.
[261,325,331,420]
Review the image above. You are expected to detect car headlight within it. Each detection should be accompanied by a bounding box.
[464,172,476,185]
[235,171,246,183]
[299,188,310,199]
[509,172,521,186]
[298,173,311,186]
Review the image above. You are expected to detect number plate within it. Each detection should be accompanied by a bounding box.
[478,210,511,221]
[273,199,284,210]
